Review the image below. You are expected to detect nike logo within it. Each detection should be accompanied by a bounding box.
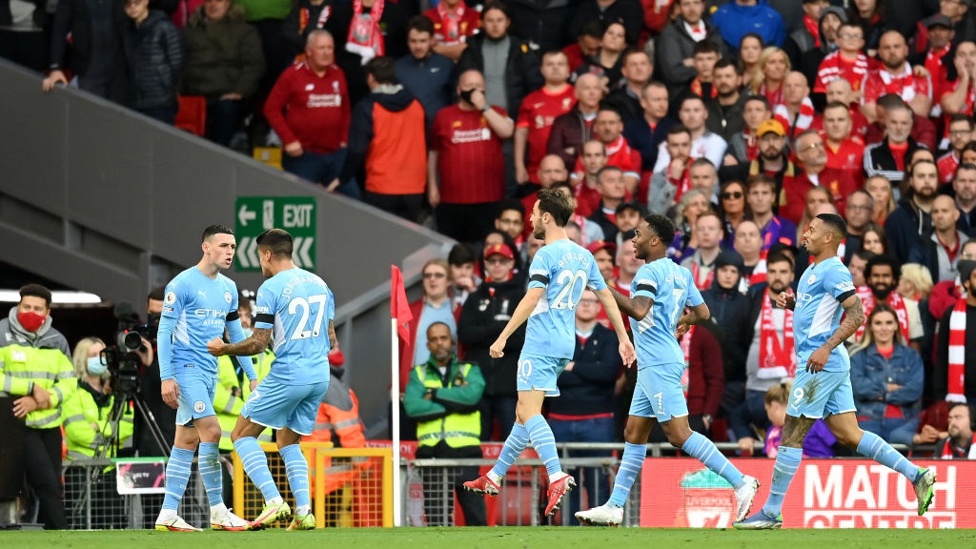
[431,67,440,73]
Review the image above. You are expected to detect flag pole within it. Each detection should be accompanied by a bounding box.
[391,279,403,526]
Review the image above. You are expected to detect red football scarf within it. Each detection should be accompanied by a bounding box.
[948,298,969,403]
[757,292,796,379]
[436,1,466,45]
[690,257,714,290]
[856,286,910,342]
[345,0,385,63]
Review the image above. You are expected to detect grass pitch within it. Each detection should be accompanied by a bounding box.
[5,527,976,549]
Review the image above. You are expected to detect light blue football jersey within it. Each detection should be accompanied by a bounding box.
[161,267,241,378]
[524,239,607,359]
[253,267,333,385]
[630,258,703,367]
[793,256,857,373]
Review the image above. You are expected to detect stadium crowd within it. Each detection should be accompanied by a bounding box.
[8,0,976,528]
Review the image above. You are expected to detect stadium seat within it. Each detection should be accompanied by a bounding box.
[175,95,206,137]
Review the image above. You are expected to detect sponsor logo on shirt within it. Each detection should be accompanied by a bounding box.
[165,292,177,305]
[224,291,232,304]
[451,128,492,144]
[305,84,315,91]
[308,94,342,108]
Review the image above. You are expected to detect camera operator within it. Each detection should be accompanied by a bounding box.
[135,287,177,527]
[62,337,135,529]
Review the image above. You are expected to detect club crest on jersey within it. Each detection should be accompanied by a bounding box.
[807,274,817,285]
[194,401,205,413]
[165,292,176,305]
[224,291,232,303]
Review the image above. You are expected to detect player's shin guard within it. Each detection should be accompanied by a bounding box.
[234,436,282,502]
[763,445,802,517]
[161,447,196,511]
[857,430,920,481]
[489,422,529,481]
[280,443,311,509]
[608,442,647,506]
[681,431,745,488]
[198,442,224,507]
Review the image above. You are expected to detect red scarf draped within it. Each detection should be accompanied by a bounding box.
[690,258,714,290]
[691,78,718,99]
[948,298,969,403]
[436,1,466,45]
[804,14,821,48]
[346,0,385,63]
[855,286,910,343]
[758,292,795,379]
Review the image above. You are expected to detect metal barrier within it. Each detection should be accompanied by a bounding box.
[231,442,394,528]
[63,458,209,530]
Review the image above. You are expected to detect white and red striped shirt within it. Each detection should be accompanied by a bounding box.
[862,64,932,105]
[815,51,874,94]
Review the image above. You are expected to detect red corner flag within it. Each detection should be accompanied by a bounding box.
[391,265,413,341]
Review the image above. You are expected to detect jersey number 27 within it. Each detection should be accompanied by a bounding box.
[288,295,328,340]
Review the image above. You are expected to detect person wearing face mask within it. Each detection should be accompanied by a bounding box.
[61,337,135,529]
[0,284,75,530]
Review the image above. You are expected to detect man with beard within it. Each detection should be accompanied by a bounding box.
[885,159,938,264]
[706,59,748,142]
[864,100,926,192]
[935,403,975,459]
[862,30,933,123]
[954,163,976,234]
[856,255,925,352]
[937,115,973,184]
[725,252,797,456]
[909,195,969,283]
[720,119,799,204]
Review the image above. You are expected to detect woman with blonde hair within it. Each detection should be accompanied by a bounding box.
[669,188,712,261]
[763,382,836,458]
[897,264,934,301]
[63,336,135,528]
[864,175,896,225]
[849,304,924,444]
[738,33,764,92]
[749,47,790,108]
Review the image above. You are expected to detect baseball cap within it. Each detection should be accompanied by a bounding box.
[757,119,786,138]
[483,243,515,260]
[615,201,646,216]
[586,240,616,256]
[927,15,953,30]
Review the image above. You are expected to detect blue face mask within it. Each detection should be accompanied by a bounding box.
[87,356,107,376]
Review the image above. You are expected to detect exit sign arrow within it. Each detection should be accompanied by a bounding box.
[238,204,256,226]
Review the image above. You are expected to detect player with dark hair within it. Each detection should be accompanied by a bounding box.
[577,214,759,526]
[208,228,337,530]
[463,188,636,517]
[736,213,936,528]
[155,225,258,531]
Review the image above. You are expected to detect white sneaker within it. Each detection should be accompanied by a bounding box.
[155,515,202,532]
[575,503,624,526]
[211,508,250,531]
[734,476,760,522]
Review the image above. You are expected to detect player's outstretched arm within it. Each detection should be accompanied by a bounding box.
[489,287,544,358]
[225,316,259,382]
[208,328,272,358]
[596,287,638,366]
[604,285,653,320]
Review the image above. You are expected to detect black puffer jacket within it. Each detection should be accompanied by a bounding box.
[457,275,527,398]
[122,10,185,110]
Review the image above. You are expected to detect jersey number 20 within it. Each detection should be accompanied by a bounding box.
[551,269,587,310]
[288,295,328,340]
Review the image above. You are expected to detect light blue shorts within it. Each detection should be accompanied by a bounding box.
[787,368,857,419]
[628,362,689,422]
[242,378,330,436]
[175,374,216,426]
[516,353,570,397]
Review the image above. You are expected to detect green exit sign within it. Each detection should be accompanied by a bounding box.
[235,196,316,271]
